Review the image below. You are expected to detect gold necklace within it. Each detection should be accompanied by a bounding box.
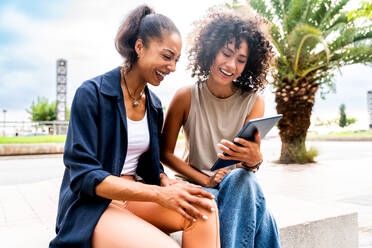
[121,69,144,108]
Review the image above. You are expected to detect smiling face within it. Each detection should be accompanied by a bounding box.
[135,32,182,86]
[209,39,249,87]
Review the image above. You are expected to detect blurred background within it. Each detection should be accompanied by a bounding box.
[0,0,371,135]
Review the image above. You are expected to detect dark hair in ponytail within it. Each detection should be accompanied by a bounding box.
[115,5,180,71]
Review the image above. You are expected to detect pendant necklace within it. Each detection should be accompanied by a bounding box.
[121,69,144,108]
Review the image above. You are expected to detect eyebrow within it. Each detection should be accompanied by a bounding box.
[223,46,248,59]
[163,48,181,60]
[163,48,175,56]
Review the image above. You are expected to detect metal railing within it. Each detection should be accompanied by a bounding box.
[1,121,69,136]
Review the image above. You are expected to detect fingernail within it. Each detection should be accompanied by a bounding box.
[193,218,196,222]
[211,207,215,211]
[202,215,208,220]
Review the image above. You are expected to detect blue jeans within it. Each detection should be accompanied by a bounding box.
[203,168,281,248]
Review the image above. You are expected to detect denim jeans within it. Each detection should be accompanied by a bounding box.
[203,168,281,248]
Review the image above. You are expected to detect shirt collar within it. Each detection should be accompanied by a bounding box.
[100,66,161,110]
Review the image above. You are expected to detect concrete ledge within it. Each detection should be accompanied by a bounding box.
[0,143,64,156]
[307,136,372,141]
[271,196,358,248]
[170,196,358,248]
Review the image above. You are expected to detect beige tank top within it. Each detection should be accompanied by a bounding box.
[181,83,257,178]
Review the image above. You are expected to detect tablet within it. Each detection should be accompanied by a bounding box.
[210,114,282,171]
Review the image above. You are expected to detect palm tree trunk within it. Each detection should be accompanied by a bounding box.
[275,79,316,163]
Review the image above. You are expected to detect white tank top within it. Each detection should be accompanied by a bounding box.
[121,111,150,175]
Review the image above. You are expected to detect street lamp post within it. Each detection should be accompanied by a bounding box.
[2,109,6,136]
[368,90,372,129]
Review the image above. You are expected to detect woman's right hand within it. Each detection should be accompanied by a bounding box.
[156,182,215,221]
[206,168,231,188]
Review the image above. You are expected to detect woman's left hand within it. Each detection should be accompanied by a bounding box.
[217,131,262,167]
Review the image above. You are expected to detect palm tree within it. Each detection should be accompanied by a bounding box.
[246,0,372,163]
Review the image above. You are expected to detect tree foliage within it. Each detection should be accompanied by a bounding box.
[27,97,71,122]
[249,0,372,94]
[228,0,372,163]
[27,97,57,121]
[339,104,347,127]
[348,1,372,21]
[339,104,357,127]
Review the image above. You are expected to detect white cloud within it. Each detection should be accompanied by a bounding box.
[0,0,228,121]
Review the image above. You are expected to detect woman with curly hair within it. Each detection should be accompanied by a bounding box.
[161,9,281,248]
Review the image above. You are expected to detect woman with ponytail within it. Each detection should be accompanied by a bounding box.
[49,5,220,248]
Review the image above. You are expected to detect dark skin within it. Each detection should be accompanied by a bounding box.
[161,39,264,188]
[95,32,215,222]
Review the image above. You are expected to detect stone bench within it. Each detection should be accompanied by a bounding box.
[0,143,64,156]
[170,195,358,248]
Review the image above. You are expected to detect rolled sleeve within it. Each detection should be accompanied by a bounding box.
[64,83,110,197]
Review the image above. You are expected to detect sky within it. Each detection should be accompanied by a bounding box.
[0,0,371,128]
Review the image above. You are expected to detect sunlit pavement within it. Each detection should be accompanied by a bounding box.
[0,139,371,247]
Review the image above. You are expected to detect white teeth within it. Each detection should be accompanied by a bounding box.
[220,68,233,76]
[156,70,165,77]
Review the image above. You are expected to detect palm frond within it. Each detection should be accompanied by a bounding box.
[319,0,349,28]
[267,0,288,29]
[308,0,333,27]
[330,45,372,66]
[299,64,328,77]
[295,34,330,74]
[283,0,292,13]
[323,13,348,35]
[286,0,308,32]
[300,0,313,23]
[330,26,372,51]
[287,24,329,74]
[301,0,323,24]
[250,0,274,21]
[271,24,289,65]
[246,0,371,90]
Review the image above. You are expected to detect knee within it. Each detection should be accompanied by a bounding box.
[208,199,218,219]
[185,199,219,230]
[198,199,219,222]
[221,168,258,188]
[202,199,218,223]
[219,168,265,204]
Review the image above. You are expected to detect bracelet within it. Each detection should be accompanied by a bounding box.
[241,160,263,172]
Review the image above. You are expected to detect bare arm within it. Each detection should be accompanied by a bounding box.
[161,87,214,187]
[244,94,265,124]
[95,175,215,221]
[95,175,160,202]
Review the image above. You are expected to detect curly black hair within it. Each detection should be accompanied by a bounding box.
[188,9,274,93]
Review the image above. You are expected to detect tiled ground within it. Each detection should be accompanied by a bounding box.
[0,139,371,247]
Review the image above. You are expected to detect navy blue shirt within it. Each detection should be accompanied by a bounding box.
[49,67,165,247]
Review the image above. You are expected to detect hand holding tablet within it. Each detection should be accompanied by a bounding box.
[211,114,282,171]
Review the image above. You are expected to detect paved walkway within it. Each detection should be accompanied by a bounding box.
[0,139,371,247]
